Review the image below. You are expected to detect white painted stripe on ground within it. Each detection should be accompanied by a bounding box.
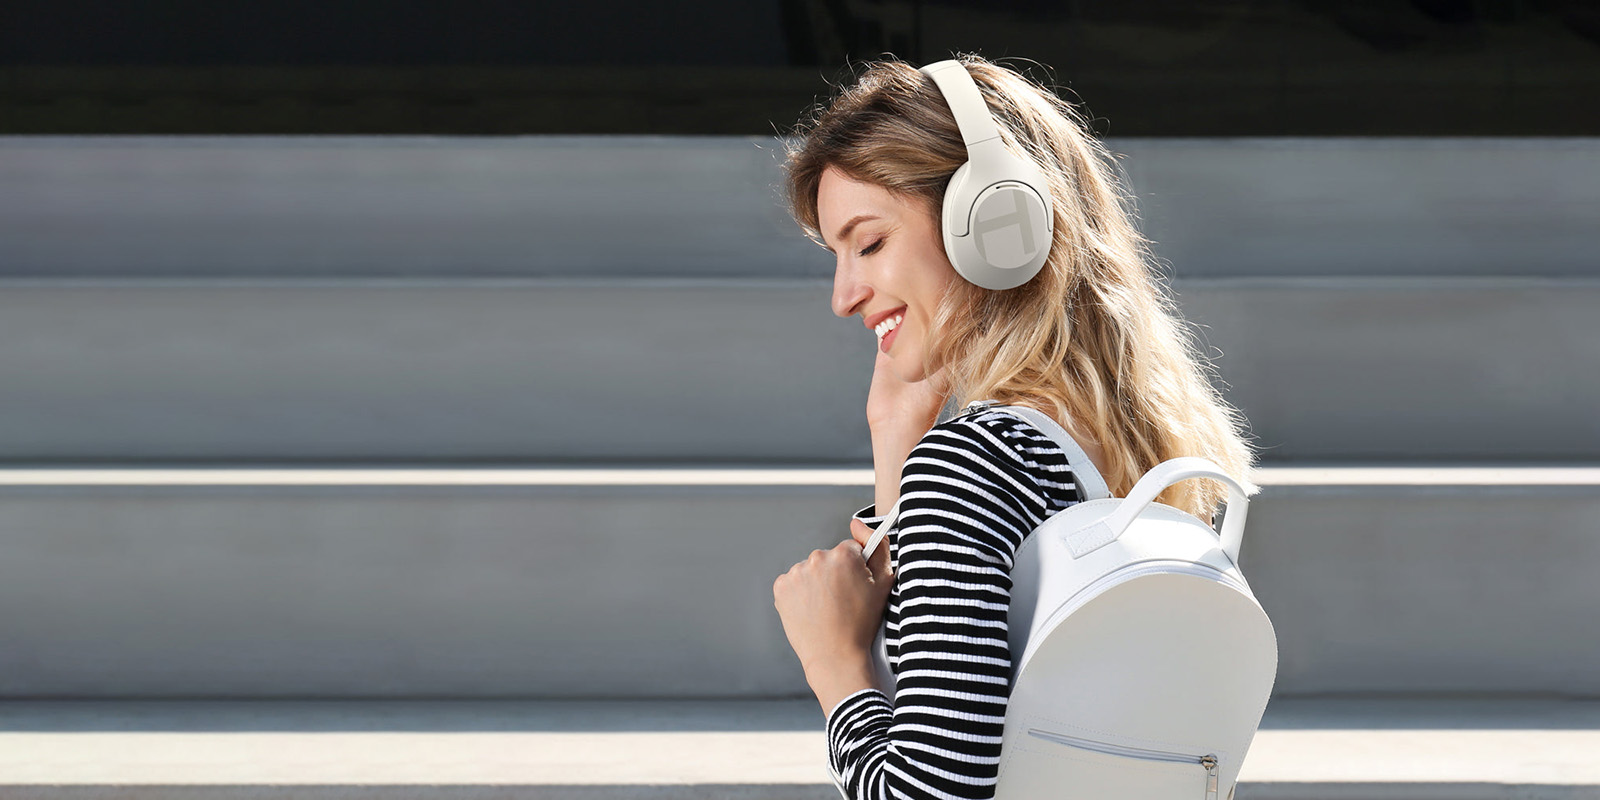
[0,698,1596,786]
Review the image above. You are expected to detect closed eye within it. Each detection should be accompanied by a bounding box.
[859,239,884,257]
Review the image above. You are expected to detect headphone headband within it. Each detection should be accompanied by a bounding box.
[920,60,1001,148]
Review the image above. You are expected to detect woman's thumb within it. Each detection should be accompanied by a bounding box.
[850,517,873,547]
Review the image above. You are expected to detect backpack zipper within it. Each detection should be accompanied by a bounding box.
[1025,728,1220,800]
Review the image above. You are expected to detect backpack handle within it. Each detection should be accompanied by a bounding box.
[1071,457,1252,564]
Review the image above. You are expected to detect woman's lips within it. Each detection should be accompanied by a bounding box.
[880,319,901,354]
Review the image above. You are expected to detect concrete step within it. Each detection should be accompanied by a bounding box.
[0,277,1594,461]
[2,136,1596,280]
[0,464,1595,698]
[0,695,1595,799]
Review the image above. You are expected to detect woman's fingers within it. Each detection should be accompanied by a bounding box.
[848,520,894,584]
[863,535,893,584]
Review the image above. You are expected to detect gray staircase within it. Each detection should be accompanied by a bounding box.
[0,135,1594,796]
[0,279,1595,461]
[0,465,1596,699]
[4,136,1596,280]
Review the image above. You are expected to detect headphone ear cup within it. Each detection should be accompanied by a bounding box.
[940,167,1054,290]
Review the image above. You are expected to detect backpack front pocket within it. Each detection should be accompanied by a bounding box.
[1023,728,1220,800]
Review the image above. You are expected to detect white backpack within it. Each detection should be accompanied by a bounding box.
[860,401,1277,800]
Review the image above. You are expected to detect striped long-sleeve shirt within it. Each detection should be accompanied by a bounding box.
[827,405,1084,800]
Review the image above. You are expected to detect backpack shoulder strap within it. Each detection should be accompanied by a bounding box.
[981,403,1112,502]
[860,401,1113,560]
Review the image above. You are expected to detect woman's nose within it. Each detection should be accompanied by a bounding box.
[832,262,869,319]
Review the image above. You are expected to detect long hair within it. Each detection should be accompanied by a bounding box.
[780,52,1261,522]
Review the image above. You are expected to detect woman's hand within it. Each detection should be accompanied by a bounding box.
[773,519,895,685]
[865,349,952,432]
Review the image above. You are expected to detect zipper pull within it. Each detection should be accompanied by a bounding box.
[1201,754,1219,800]
[958,400,996,419]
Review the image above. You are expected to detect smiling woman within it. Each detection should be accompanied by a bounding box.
[770,52,1259,800]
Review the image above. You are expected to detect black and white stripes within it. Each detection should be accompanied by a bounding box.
[827,407,1082,800]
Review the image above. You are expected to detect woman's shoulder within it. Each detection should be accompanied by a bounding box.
[907,407,1084,513]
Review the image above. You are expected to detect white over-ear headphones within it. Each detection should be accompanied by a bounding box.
[918,60,1055,290]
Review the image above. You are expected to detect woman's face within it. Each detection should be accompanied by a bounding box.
[820,165,960,384]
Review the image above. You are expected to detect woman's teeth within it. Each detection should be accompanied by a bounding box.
[875,314,904,343]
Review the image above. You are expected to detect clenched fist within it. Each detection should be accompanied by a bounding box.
[773,518,894,677]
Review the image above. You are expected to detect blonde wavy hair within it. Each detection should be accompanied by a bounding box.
[780,53,1261,523]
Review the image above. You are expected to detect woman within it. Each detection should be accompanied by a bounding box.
[771,54,1258,800]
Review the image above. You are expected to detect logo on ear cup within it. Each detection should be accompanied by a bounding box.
[972,185,1048,270]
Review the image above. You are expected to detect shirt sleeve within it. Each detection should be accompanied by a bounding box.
[827,415,1067,800]
[852,502,889,530]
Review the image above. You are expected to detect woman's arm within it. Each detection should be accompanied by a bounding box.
[870,420,932,523]
[796,416,939,720]
[828,413,1068,800]
[792,417,933,716]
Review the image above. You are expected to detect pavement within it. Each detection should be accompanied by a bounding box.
[0,694,1596,799]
